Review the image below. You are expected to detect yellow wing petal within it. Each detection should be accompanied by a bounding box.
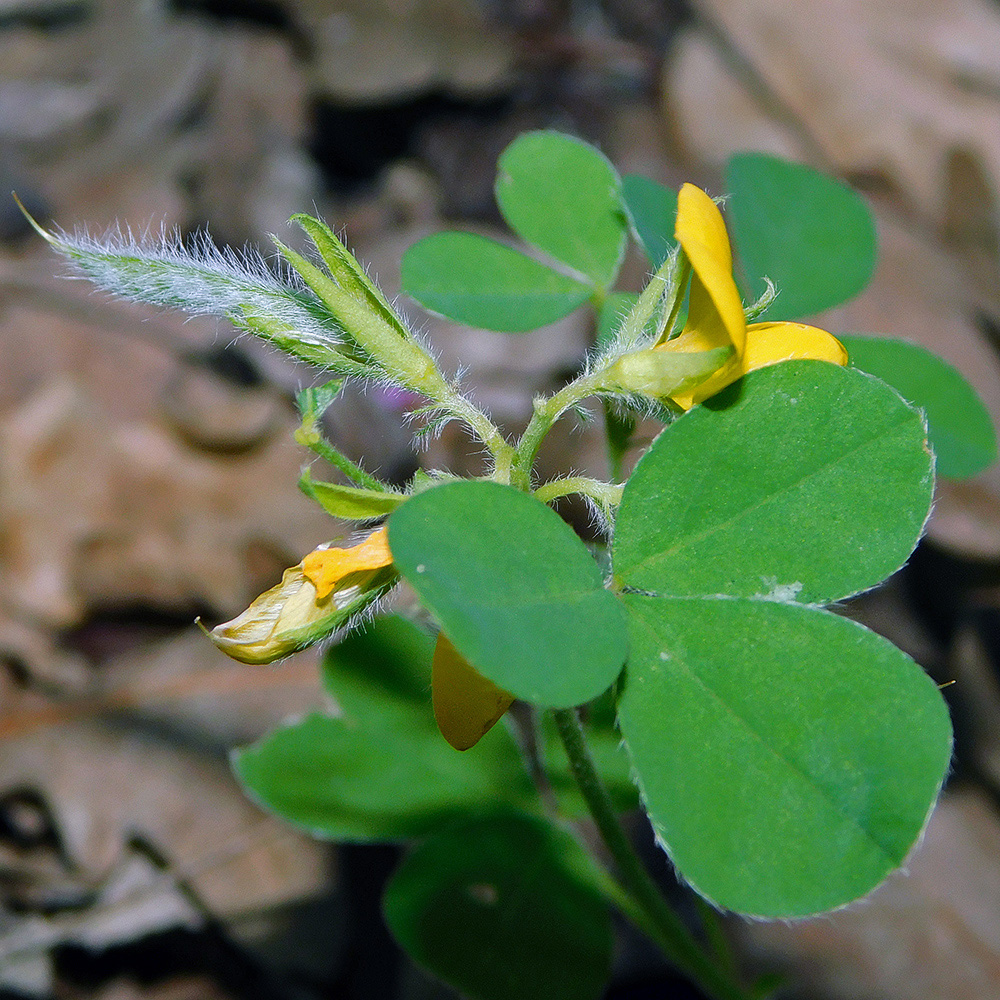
[432,632,514,751]
[668,321,848,410]
[667,353,743,411]
[743,322,849,370]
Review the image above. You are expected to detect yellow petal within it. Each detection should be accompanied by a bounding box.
[743,321,849,370]
[205,526,397,664]
[302,525,393,600]
[673,184,746,357]
[432,632,514,751]
[667,321,848,410]
[205,566,318,663]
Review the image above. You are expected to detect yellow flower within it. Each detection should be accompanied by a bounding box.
[301,526,393,599]
[432,631,514,751]
[208,522,509,750]
[205,526,395,664]
[658,184,848,409]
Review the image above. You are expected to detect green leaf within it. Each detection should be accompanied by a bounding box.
[621,174,678,268]
[401,232,592,331]
[389,480,628,707]
[618,594,952,917]
[495,131,627,288]
[318,613,431,718]
[299,467,406,520]
[383,811,613,1000]
[726,153,876,320]
[614,362,933,605]
[232,617,536,841]
[841,335,997,479]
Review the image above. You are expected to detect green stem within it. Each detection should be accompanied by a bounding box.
[426,381,516,484]
[618,266,667,350]
[602,400,634,483]
[533,477,623,508]
[552,708,750,1000]
[513,371,607,489]
[295,429,385,492]
[514,249,695,488]
[694,894,740,982]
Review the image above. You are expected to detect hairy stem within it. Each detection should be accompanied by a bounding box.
[513,371,607,489]
[428,381,515,482]
[533,477,623,508]
[552,708,750,1000]
[294,429,385,492]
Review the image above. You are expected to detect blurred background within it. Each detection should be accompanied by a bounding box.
[4,0,1000,997]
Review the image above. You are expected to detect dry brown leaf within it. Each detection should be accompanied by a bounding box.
[59,974,236,1000]
[177,26,318,249]
[0,631,331,975]
[664,26,810,173]
[677,0,1000,224]
[0,287,344,624]
[0,257,352,978]
[0,0,212,202]
[294,0,515,102]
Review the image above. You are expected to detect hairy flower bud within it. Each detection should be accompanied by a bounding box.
[205,527,395,664]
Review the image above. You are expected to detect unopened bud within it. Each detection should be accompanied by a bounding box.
[204,527,396,664]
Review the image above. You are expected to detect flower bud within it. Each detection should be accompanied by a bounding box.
[205,527,396,664]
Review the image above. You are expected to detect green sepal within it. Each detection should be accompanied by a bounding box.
[291,213,409,339]
[602,346,731,401]
[299,467,406,520]
[274,238,439,389]
[232,308,374,377]
[296,378,345,424]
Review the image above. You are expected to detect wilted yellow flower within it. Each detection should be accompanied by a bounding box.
[301,526,393,599]
[658,184,848,409]
[432,631,514,751]
[205,526,395,664]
